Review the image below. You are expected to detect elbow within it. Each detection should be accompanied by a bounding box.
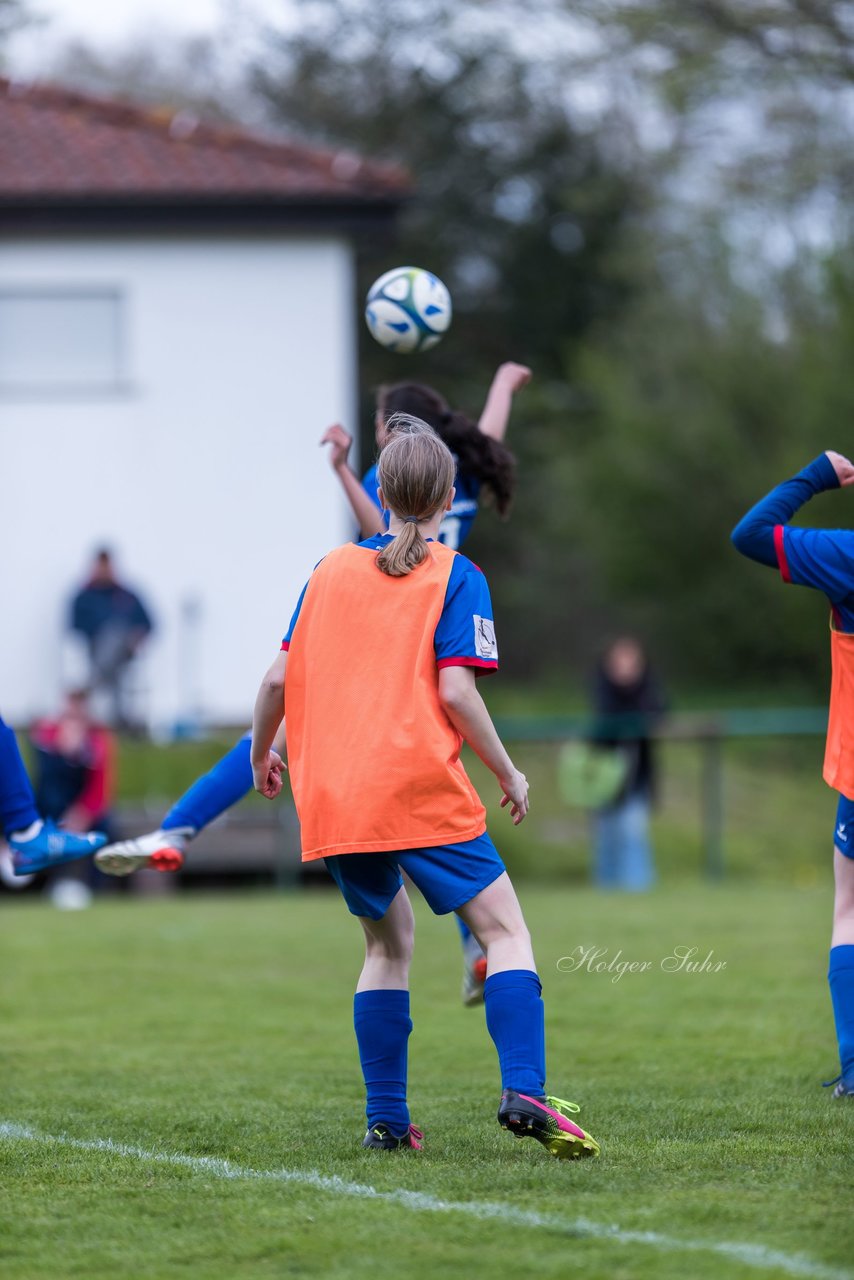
[438,689,464,717]
[439,683,476,719]
[730,516,753,556]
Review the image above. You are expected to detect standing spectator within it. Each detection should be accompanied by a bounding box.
[590,636,667,892]
[70,548,153,730]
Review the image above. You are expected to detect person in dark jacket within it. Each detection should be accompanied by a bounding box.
[590,636,666,891]
[70,548,153,730]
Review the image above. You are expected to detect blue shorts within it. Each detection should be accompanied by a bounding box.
[324,832,506,920]
[835,794,854,859]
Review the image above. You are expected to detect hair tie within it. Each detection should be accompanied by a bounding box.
[403,515,419,524]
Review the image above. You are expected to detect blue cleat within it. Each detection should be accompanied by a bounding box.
[9,821,107,876]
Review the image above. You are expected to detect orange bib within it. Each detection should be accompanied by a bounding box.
[824,623,854,801]
[285,541,487,861]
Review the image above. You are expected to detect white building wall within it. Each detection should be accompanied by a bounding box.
[0,233,358,727]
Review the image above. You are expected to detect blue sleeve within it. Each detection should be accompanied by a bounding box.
[731,454,839,569]
[782,528,854,602]
[434,555,499,675]
[361,464,389,530]
[281,581,309,649]
[361,464,381,510]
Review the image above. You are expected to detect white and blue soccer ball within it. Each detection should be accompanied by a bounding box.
[365,266,452,354]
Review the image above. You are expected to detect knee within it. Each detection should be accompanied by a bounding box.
[834,887,854,927]
[479,915,531,953]
[364,919,415,966]
[834,855,854,926]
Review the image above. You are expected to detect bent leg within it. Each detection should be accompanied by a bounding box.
[162,730,260,834]
[458,873,544,1097]
[357,882,416,992]
[457,870,535,975]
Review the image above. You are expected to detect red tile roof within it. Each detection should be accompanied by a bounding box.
[0,78,409,204]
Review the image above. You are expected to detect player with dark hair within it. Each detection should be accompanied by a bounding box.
[320,362,527,550]
[732,450,854,1098]
[251,416,599,1157]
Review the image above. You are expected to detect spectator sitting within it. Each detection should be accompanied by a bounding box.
[30,689,116,847]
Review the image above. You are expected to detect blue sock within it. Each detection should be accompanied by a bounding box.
[0,716,40,838]
[162,732,253,833]
[484,969,545,1097]
[353,989,412,1135]
[455,915,472,944]
[829,945,854,1079]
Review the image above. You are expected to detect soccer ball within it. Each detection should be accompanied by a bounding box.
[365,266,452,354]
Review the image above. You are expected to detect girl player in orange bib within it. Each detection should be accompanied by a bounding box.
[250,417,599,1156]
[732,450,854,1098]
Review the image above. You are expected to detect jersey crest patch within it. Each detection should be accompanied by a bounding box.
[474,615,498,660]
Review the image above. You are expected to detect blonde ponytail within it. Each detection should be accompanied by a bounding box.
[376,518,425,577]
[375,415,455,578]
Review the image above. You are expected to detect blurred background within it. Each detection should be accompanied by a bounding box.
[2,0,853,894]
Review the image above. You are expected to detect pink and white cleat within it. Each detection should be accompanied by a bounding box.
[94,827,190,877]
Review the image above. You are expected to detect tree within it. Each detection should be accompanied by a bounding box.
[251,1,648,395]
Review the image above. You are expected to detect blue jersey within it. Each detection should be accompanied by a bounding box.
[361,464,481,551]
[282,535,498,674]
[731,453,854,631]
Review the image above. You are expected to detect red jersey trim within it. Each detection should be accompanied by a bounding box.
[773,524,791,583]
[436,657,498,676]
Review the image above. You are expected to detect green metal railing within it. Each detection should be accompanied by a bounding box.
[493,708,830,880]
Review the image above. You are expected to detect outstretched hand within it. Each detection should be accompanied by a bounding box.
[497,362,533,394]
[252,750,286,799]
[320,424,354,470]
[826,451,854,487]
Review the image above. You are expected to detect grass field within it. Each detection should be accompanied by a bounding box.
[1,883,852,1280]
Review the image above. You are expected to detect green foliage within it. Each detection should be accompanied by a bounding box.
[25,0,854,693]
[251,0,648,393]
[563,259,854,685]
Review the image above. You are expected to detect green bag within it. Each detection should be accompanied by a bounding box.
[557,741,631,810]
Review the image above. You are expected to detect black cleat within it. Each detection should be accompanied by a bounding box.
[362,1122,423,1150]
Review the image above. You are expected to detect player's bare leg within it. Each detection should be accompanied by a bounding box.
[827,847,854,1097]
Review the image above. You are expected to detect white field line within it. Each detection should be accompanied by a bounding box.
[1,1121,849,1280]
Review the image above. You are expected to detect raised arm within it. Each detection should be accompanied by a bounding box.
[438,664,528,823]
[731,452,842,568]
[477,362,532,442]
[320,424,386,538]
